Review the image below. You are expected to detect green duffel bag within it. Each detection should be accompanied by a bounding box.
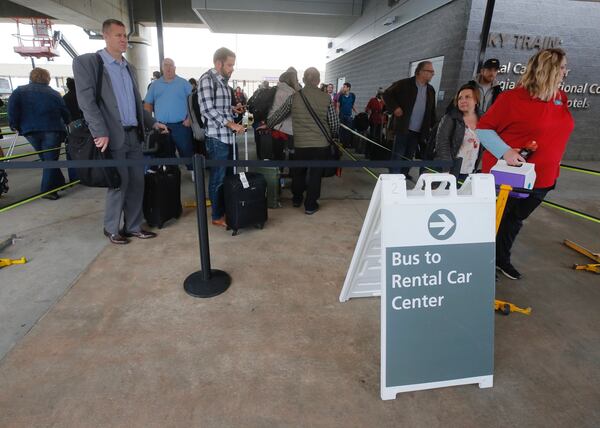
[251,166,281,209]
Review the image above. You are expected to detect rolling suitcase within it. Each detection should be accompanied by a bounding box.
[224,130,268,236]
[255,129,274,160]
[143,165,182,228]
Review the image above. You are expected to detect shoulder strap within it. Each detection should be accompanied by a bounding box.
[94,53,104,106]
[200,71,219,101]
[298,90,334,145]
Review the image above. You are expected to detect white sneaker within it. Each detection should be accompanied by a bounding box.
[190,171,195,182]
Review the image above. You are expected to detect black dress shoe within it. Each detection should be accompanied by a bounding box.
[103,229,130,244]
[122,229,157,239]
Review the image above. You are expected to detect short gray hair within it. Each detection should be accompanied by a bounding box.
[303,67,320,87]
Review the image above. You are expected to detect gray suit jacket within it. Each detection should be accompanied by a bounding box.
[72,50,154,150]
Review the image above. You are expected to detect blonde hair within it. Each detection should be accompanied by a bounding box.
[518,48,566,102]
[29,67,51,85]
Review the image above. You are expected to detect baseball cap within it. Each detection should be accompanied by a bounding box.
[482,58,500,70]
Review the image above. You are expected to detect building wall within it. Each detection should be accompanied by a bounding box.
[460,0,600,159]
[325,0,472,122]
[326,0,600,160]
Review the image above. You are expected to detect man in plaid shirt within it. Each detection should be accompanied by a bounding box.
[198,47,245,227]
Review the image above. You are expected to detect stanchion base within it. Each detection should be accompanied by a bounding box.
[184,269,231,298]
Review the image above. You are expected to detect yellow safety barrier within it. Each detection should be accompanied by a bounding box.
[563,239,600,275]
[0,180,80,213]
[494,299,532,315]
[0,257,27,269]
[560,164,600,177]
[495,184,512,234]
[0,146,62,161]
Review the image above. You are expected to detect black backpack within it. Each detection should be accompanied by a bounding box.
[353,112,369,132]
[247,87,277,122]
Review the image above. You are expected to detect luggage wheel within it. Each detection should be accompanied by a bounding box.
[255,223,264,230]
[231,229,239,236]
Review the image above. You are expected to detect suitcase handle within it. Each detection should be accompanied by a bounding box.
[232,128,249,175]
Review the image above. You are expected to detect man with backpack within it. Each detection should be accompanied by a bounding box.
[336,82,356,147]
[198,47,245,227]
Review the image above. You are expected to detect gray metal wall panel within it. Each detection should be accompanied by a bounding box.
[326,0,600,160]
[325,0,471,122]
[460,0,600,159]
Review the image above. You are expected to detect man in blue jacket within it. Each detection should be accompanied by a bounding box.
[8,67,70,199]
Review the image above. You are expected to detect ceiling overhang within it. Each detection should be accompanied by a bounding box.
[191,0,363,37]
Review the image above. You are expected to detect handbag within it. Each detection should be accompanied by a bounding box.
[142,128,169,155]
[67,119,121,188]
[298,90,341,178]
[66,53,121,188]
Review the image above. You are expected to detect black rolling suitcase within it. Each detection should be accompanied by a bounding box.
[143,165,182,228]
[255,129,274,160]
[224,131,268,236]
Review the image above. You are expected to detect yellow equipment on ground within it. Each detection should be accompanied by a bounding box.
[563,239,600,274]
[494,299,532,315]
[0,257,27,269]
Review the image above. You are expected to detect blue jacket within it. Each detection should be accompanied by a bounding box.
[8,83,70,135]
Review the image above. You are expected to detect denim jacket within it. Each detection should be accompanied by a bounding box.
[8,83,70,135]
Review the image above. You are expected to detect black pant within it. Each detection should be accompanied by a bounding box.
[391,131,420,174]
[367,123,383,159]
[496,187,551,265]
[291,146,330,211]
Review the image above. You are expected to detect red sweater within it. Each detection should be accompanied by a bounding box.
[366,97,385,125]
[479,86,574,188]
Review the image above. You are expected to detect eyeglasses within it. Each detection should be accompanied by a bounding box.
[422,69,435,74]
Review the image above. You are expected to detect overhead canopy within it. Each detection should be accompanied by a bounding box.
[191,0,363,37]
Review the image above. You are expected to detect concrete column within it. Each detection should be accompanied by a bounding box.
[127,23,152,99]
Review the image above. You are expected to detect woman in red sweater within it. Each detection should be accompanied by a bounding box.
[477,48,574,280]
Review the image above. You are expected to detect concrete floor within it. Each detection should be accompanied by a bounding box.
[0,136,599,427]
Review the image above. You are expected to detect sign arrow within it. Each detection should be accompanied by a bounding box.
[428,209,457,240]
[430,214,454,236]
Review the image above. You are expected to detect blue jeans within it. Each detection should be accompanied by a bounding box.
[206,137,233,221]
[339,114,353,147]
[166,122,194,170]
[25,131,65,193]
[65,144,78,182]
[390,130,421,175]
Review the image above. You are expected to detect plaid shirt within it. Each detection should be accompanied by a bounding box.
[267,92,339,139]
[198,68,235,145]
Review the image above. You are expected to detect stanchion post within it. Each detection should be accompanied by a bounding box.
[184,154,231,298]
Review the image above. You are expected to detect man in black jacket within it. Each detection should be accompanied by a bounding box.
[383,61,437,175]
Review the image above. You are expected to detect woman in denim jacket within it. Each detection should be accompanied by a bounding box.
[8,68,70,199]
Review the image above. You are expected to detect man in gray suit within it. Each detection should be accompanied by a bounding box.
[73,19,168,244]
